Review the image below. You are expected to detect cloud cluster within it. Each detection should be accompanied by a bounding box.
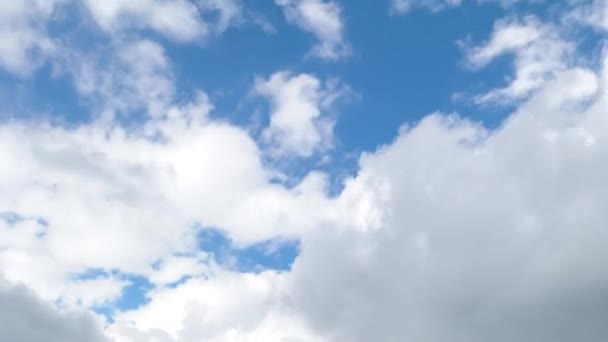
[2,1,608,341]
[255,71,348,157]
[108,271,324,342]
[285,59,608,341]
[102,47,608,341]
[111,45,608,342]
[0,89,357,302]
[0,279,108,342]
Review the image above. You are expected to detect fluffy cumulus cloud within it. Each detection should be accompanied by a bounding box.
[107,271,325,342]
[0,0,243,77]
[0,279,108,342]
[106,49,608,341]
[82,0,242,41]
[68,38,176,119]
[275,0,350,60]
[3,0,608,341]
[286,62,608,341]
[83,0,205,41]
[0,90,361,303]
[255,71,348,157]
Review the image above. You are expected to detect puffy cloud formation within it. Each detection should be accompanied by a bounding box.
[255,71,347,157]
[0,279,108,342]
[82,0,242,41]
[0,91,357,301]
[275,0,350,60]
[285,63,608,341]
[107,271,324,342]
[124,48,607,341]
[103,49,608,341]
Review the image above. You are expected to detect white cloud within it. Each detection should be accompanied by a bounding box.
[464,17,574,103]
[145,253,214,287]
[108,271,325,342]
[282,51,608,342]
[0,0,242,78]
[69,39,175,119]
[255,71,347,157]
[83,0,242,42]
[567,0,608,31]
[391,0,463,13]
[0,279,108,342]
[83,0,204,42]
[390,0,526,14]
[73,48,608,341]
[465,17,545,67]
[275,0,350,60]
[0,80,366,309]
[0,0,62,76]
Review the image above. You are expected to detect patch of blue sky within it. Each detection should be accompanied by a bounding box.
[198,228,300,273]
[0,64,92,125]
[0,211,48,228]
[103,275,154,317]
[71,269,153,319]
[0,211,26,226]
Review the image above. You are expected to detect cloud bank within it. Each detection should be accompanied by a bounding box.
[2,1,608,341]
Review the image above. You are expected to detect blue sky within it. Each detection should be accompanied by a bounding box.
[2,0,608,341]
[0,1,531,134]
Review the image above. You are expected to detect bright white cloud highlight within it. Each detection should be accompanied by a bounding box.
[0,83,369,309]
[255,71,347,157]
